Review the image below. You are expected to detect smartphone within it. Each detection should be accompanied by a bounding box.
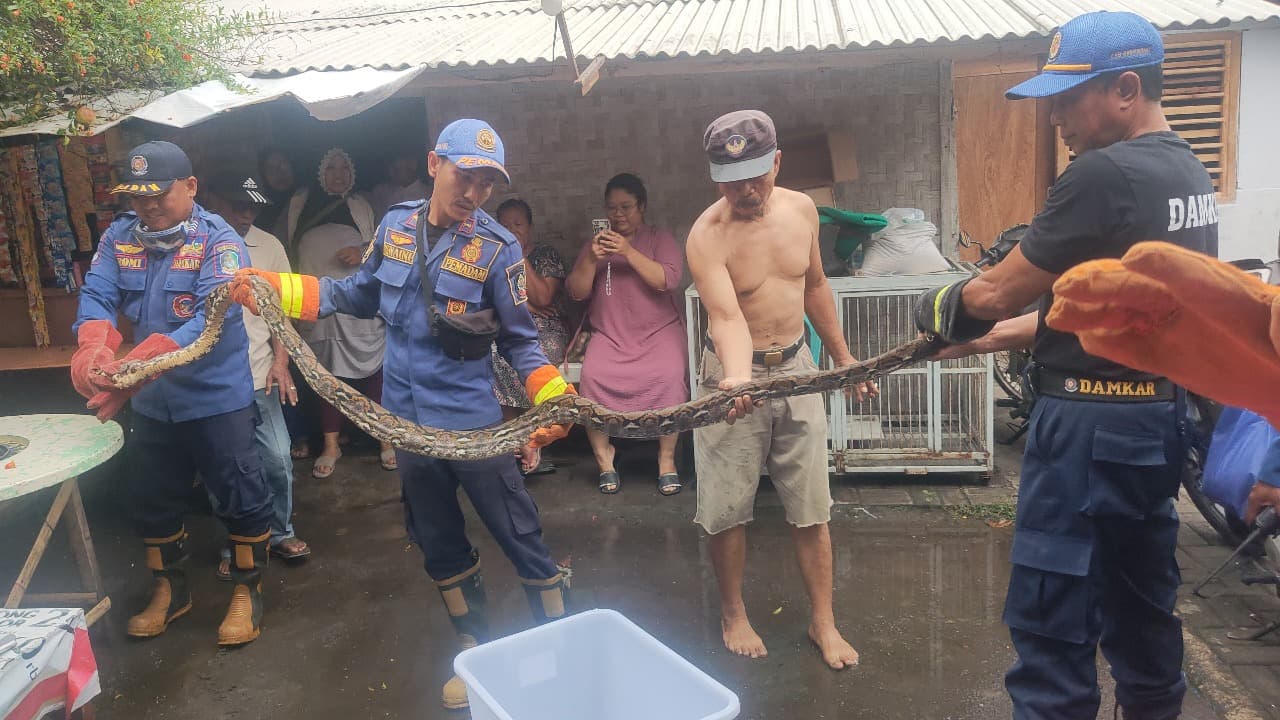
[591,219,610,235]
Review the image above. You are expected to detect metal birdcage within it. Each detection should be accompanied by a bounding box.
[685,264,994,478]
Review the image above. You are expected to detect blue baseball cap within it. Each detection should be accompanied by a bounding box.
[1006,11,1164,100]
[111,140,194,196]
[432,118,510,183]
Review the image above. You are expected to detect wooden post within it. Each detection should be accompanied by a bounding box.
[65,480,107,606]
[4,479,76,608]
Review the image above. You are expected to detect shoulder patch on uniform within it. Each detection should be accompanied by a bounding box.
[456,216,477,238]
[506,260,527,306]
[382,228,417,265]
[171,293,196,319]
[212,241,242,278]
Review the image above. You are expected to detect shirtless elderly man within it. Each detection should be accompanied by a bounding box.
[687,109,873,669]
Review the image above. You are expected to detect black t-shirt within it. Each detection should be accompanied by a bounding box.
[1021,131,1219,379]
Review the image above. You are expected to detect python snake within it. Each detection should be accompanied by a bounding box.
[100,276,940,461]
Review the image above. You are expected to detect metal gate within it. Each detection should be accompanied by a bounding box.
[685,265,993,477]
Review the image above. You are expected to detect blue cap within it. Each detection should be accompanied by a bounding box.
[432,119,510,183]
[1006,11,1164,100]
[111,140,194,196]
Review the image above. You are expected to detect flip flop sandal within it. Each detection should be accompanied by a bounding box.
[313,452,341,479]
[658,473,683,496]
[598,471,620,494]
[216,557,231,582]
[380,449,398,471]
[523,461,557,477]
[270,537,312,561]
[290,443,310,460]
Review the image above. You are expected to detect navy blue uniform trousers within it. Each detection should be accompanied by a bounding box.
[127,406,273,539]
[1005,396,1186,720]
[397,450,558,582]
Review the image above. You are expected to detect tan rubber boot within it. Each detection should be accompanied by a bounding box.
[218,531,269,646]
[127,530,192,638]
[521,566,571,625]
[436,559,489,710]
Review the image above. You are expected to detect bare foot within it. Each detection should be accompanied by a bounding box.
[722,614,767,659]
[809,623,859,670]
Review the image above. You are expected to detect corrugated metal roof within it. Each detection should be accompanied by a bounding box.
[244,0,1280,75]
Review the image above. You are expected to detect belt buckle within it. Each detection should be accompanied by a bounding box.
[762,349,784,367]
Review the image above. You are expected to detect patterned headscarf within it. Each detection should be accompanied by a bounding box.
[318,148,355,197]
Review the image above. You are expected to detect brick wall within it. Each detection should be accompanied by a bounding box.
[424,60,943,275]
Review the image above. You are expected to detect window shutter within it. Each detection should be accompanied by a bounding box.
[1162,32,1240,201]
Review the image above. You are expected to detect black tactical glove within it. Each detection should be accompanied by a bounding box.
[914,278,996,344]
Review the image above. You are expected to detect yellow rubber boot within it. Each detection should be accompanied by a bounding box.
[217,532,269,646]
[127,530,191,638]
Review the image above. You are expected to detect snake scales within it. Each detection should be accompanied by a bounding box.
[100,276,940,461]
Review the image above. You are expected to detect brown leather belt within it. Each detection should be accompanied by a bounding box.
[1035,367,1175,403]
[704,335,804,368]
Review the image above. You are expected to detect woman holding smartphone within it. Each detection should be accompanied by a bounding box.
[566,173,689,495]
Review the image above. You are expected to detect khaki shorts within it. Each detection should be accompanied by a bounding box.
[693,344,832,535]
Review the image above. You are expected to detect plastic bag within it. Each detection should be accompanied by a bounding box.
[857,208,949,276]
[1202,407,1280,520]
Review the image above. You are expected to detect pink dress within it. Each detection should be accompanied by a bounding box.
[576,224,689,412]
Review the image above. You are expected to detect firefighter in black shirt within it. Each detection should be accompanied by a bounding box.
[915,11,1216,720]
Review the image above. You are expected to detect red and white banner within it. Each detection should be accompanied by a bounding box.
[0,609,99,720]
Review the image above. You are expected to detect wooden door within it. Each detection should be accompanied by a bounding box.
[952,60,1056,262]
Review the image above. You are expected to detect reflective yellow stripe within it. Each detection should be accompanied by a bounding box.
[932,284,952,334]
[288,274,304,317]
[280,273,303,318]
[533,376,568,405]
[1042,63,1092,72]
[278,274,294,316]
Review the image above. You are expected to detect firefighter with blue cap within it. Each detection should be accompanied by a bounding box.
[913,11,1219,720]
[71,140,274,647]
[232,119,575,711]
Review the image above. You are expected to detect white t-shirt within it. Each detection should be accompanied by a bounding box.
[242,226,292,391]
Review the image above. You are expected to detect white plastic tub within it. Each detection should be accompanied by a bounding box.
[454,609,740,720]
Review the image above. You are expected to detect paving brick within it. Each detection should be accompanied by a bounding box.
[1225,666,1280,715]
[830,486,862,506]
[934,488,968,506]
[1178,596,1231,629]
[1200,629,1280,665]
[858,488,913,506]
[962,486,1018,505]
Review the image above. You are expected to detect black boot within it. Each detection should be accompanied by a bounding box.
[127,529,192,638]
[437,558,489,710]
[218,531,269,646]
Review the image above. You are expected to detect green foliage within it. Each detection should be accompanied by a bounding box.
[1,0,265,132]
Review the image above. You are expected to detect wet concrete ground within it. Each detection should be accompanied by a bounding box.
[0,443,1216,718]
[0,372,1232,718]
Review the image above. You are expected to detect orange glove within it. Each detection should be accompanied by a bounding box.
[525,364,577,448]
[231,268,320,321]
[85,333,180,422]
[70,320,122,399]
[1048,241,1280,426]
